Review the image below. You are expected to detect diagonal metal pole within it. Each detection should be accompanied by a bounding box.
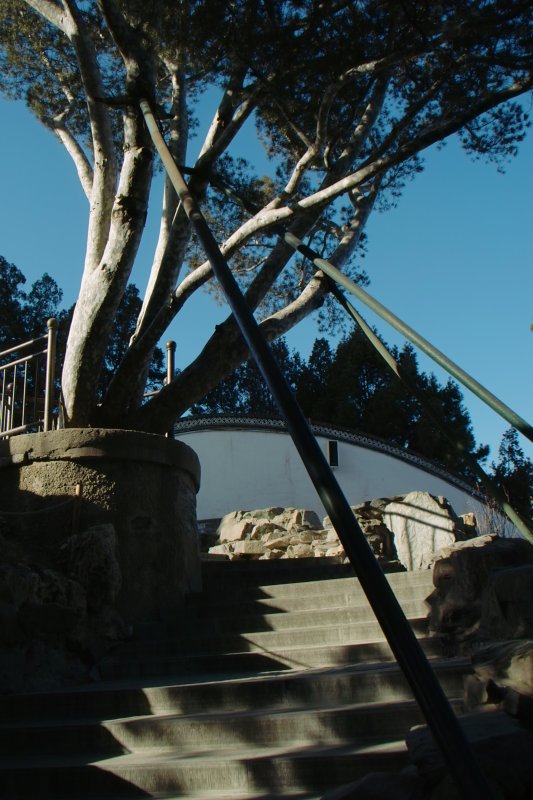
[171,167,532,446]
[282,232,533,445]
[140,98,496,800]
[330,284,533,542]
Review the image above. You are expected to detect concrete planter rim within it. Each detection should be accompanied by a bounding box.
[0,428,201,493]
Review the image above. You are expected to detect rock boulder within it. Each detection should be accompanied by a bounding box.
[383,491,462,571]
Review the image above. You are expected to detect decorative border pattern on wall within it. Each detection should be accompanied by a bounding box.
[173,415,483,499]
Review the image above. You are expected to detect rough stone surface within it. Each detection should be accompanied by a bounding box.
[232,540,268,556]
[427,535,533,648]
[479,564,533,641]
[0,429,202,623]
[273,508,322,530]
[61,524,121,610]
[407,710,533,799]
[207,493,470,566]
[286,543,315,558]
[0,429,203,692]
[472,640,533,698]
[208,506,351,562]
[250,521,284,540]
[218,520,254,542]
[0,543,129,693]
[321,769,424,799]
[383,491,459,571]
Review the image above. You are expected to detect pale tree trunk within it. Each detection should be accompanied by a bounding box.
[59,0,157,424]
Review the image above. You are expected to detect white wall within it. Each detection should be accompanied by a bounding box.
[176,426,486,522]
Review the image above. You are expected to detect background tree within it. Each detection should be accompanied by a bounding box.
[192,339,302,417]
[0,1,531,433]
[0,255,64,348]
[192,324,488,481]
[491,428,533,518]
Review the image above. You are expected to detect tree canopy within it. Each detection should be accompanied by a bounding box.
[1,1,531,432]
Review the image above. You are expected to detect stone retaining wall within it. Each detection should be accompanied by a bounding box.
[0,429,202,622]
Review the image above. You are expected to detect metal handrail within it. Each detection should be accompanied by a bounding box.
[0,333,47,360]
[0,318,58,437]
[283,232,533,444]
[140,97,497,800]
[331,285,533,542]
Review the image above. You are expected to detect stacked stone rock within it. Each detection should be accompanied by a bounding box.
[208,506,342,561]
[337,534,533,800]
[207,491,476,570]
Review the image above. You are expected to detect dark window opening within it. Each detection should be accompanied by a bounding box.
[328,440,339,467]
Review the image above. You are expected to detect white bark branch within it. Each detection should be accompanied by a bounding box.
[61,0,116,271]
[298,77,533,212]
[23,0,66,31]
[134,62,190,338]
[53,124,93,199]
[196,84,261,170]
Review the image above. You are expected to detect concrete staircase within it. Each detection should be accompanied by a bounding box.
[0,558,470,799]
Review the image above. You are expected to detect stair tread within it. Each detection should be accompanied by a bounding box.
[0,563,463,800]
[3,654,469,704]
[105,617,431,660]
[194,572,433,599]
[0,695,452,730]
[0,738,408,769]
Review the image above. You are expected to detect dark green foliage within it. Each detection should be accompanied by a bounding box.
[192,339,302,417]
[0,255,64,348]
[192,324,489,481]
[492,428,533,518]
[297,327,487,479]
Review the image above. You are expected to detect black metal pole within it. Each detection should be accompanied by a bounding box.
[140,99,496,800]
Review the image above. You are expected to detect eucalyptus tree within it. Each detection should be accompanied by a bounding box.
[1,1,531,432]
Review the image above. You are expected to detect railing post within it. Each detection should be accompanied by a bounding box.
[44,318,58,432]
[165,341,177,439]
[166,340,176,385]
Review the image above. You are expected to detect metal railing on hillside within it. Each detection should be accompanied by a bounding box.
[1,321,175,439]
[0,318,58,438]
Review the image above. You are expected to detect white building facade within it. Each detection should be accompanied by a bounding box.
[174,416,487,522]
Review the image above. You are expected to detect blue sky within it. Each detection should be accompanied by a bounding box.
[0,96,531,464]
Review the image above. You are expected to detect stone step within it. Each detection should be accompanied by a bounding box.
[0,739,410,797]
[0,697,463,759]
[2,658,469,727]
[200,558,355,586]
[0,556,467,800]
[98,630,449,681]
[130,599,429,645]
[109,615,431,664]
[179,584,431,619]
[47,792,321,800]
[196,566,433,599]
[149,577,433,624]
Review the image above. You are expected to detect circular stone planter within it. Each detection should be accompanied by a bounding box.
[0,429,201,623]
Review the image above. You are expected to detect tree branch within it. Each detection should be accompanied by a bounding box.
[23,0,66,32]
[52,122,93,198]
[297,77,533,212]
[134,61,190,339]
